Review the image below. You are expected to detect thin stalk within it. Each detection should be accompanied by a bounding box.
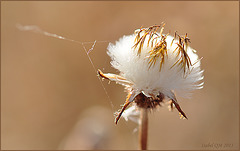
[139,108,148,150]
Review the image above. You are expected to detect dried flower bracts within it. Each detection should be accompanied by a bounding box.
[133,24,195,74]
[171,32,192,75]
[133,24,169,70]
[98,24,203,124]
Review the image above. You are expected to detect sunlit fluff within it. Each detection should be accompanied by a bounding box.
[98,25,203,124]
[121,106,140,124]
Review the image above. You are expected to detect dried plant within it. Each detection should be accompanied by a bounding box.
[98,24,204,150]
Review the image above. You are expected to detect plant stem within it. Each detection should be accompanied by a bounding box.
[139,108,148,150]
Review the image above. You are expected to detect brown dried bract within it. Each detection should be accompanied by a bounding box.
[114,92,165,124]
[133,24,165,55]
[148,34,169,71]
[133,24,194,74]
[114,91,188,124]
[133,24,170,71]
[171,32,192,75]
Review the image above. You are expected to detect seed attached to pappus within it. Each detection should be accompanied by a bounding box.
[98,24,204,124]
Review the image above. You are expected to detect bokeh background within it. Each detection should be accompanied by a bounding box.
[1,1,239,150]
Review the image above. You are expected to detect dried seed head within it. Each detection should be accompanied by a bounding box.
[99,24,203,123]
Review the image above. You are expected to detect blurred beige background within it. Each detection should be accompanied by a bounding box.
[1,1,239,150]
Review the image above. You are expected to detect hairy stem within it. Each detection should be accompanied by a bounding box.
[139,108,148,150]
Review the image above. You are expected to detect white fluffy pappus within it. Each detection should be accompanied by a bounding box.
[98,25,204,124]
[121,105,140,124]
[107,34,203,98]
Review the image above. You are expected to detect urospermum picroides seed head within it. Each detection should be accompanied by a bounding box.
[98,24,203,124]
